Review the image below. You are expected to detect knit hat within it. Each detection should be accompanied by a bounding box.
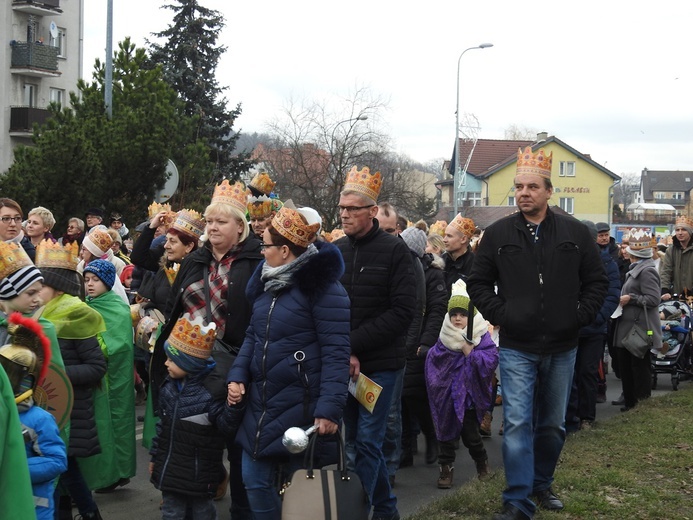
[83,259,116,290]
[675,216,693,235]
[164,314,216,375]
[82,228,113,257]
[595,222,610,234]
[40,268,82,297]
[120,264,134,284]
[400,227,427,258]
[0,242,43,300]
[581,220,598,241]
[448,294,476,317]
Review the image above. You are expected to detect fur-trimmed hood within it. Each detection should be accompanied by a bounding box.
[246,240,345,302]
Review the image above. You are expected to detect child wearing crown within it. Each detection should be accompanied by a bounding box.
[0,312,68,520]
[425,281,498,489]
[149,313,244,519]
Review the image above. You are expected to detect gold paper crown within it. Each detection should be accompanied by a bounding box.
[211,180,248,213]
[330,229,345,241]
[167,314,216,359]
[344,166,382,203]
[272,207,320,248]
[247,196,274,219]
[0,242,33,281]
[148,202,172,219]
[35,240,79,271]
[171,209,205,241]
[626,228,652,250]
[449,214,476,239]
[249,172,276,196]
[429,220,447,237]
[675,215,693,230]
[516,146,553,179]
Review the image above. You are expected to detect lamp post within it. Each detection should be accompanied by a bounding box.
[453,42,493,216]
[329,115,367,229]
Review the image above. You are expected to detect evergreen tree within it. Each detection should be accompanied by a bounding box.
[148,0,253,181]
[0,39,211,228]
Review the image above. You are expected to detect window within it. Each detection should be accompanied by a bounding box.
[559,161,576,177]
[23,84,37,107]
[508,196,516,206]
[49,88,65,106]
[467,192,482,206]
[49,27,66,57]
[559,197,574,214]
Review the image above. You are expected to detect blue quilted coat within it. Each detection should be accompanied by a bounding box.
[228,241,351,460]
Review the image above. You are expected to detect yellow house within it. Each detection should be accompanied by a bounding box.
[478,134,620,223]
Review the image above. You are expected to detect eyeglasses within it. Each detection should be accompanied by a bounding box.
[0,216,22,224]
[337,205,374,214]
[259,242,282,251]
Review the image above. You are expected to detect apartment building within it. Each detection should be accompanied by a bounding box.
[1,0,83,173]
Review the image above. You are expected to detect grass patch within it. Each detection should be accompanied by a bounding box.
[406,384,693,519]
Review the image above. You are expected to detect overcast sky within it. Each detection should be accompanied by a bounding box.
[82,1,693,176]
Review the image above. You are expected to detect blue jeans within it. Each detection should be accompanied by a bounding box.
[382,367,404,477]
[161,491,217,520]
[241,450,302,520]
[499,347,577,517]
[344,368,402,518]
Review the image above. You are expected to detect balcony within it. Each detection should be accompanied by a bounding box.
[12,0,62,16]
[10,41,61,77]
[9,106,52,137]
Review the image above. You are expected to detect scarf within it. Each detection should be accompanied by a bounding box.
[261,244,318,293]
[438,310,489,352]
[42,293,106,339]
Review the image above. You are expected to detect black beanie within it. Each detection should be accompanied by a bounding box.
[40,268,82,297]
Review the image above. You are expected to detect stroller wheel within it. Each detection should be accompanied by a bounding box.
[672,374,679,391]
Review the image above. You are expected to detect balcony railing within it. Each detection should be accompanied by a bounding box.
[12,0,61,15]
[11,41,59,71]
[10,106,52,133]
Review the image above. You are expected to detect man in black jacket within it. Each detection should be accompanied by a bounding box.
[442,213,476,294]
[335,166,416,520]
[468,147,608,520]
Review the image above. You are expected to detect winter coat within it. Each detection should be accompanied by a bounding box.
[614,258,662,351]
[442,248,475,295]
[404,251,426,355]
[467,209,608,354]
[228,241,351,460]
[659,236,693,296]
[581,247,621,336]
[20,405,67,520]
[334,219,416,374]
[150,368,244,497]
[403,253,447,397]
[129,225,164,273]
[151,236,263,410]
[59,336,107,457]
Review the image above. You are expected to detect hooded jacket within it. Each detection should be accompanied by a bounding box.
[659,235,693,296]
[228,241,351,460]
[468,209,608,354]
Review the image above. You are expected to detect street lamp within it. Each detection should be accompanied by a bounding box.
[453,42,493,216]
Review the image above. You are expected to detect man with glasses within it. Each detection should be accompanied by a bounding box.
[0,198,35,261]
[334,166,415,520]
[84,208,104,232]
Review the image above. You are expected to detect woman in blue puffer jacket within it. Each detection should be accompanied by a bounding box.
[227,206,351,520]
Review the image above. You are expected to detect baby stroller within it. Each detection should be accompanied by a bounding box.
[651,300,693,391]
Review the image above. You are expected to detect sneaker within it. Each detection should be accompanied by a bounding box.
[437,464,453,489]
[480,411,492,437]
[475,458,490,480]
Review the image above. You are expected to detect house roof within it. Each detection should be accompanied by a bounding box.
[640,169,693,198]
[459,205,572,230]
[472,135,620,181]
[456,138,533,176]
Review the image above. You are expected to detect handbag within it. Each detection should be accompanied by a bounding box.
[281,432,369,520]
[621,303,653,359]
[202,272,240,399]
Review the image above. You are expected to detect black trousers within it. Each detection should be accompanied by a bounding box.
[437,407,487,466]
[617,347,651,408]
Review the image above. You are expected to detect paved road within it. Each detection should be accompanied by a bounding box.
[93,368,686,519]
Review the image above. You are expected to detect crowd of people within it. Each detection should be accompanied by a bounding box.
[1,146,692,520]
